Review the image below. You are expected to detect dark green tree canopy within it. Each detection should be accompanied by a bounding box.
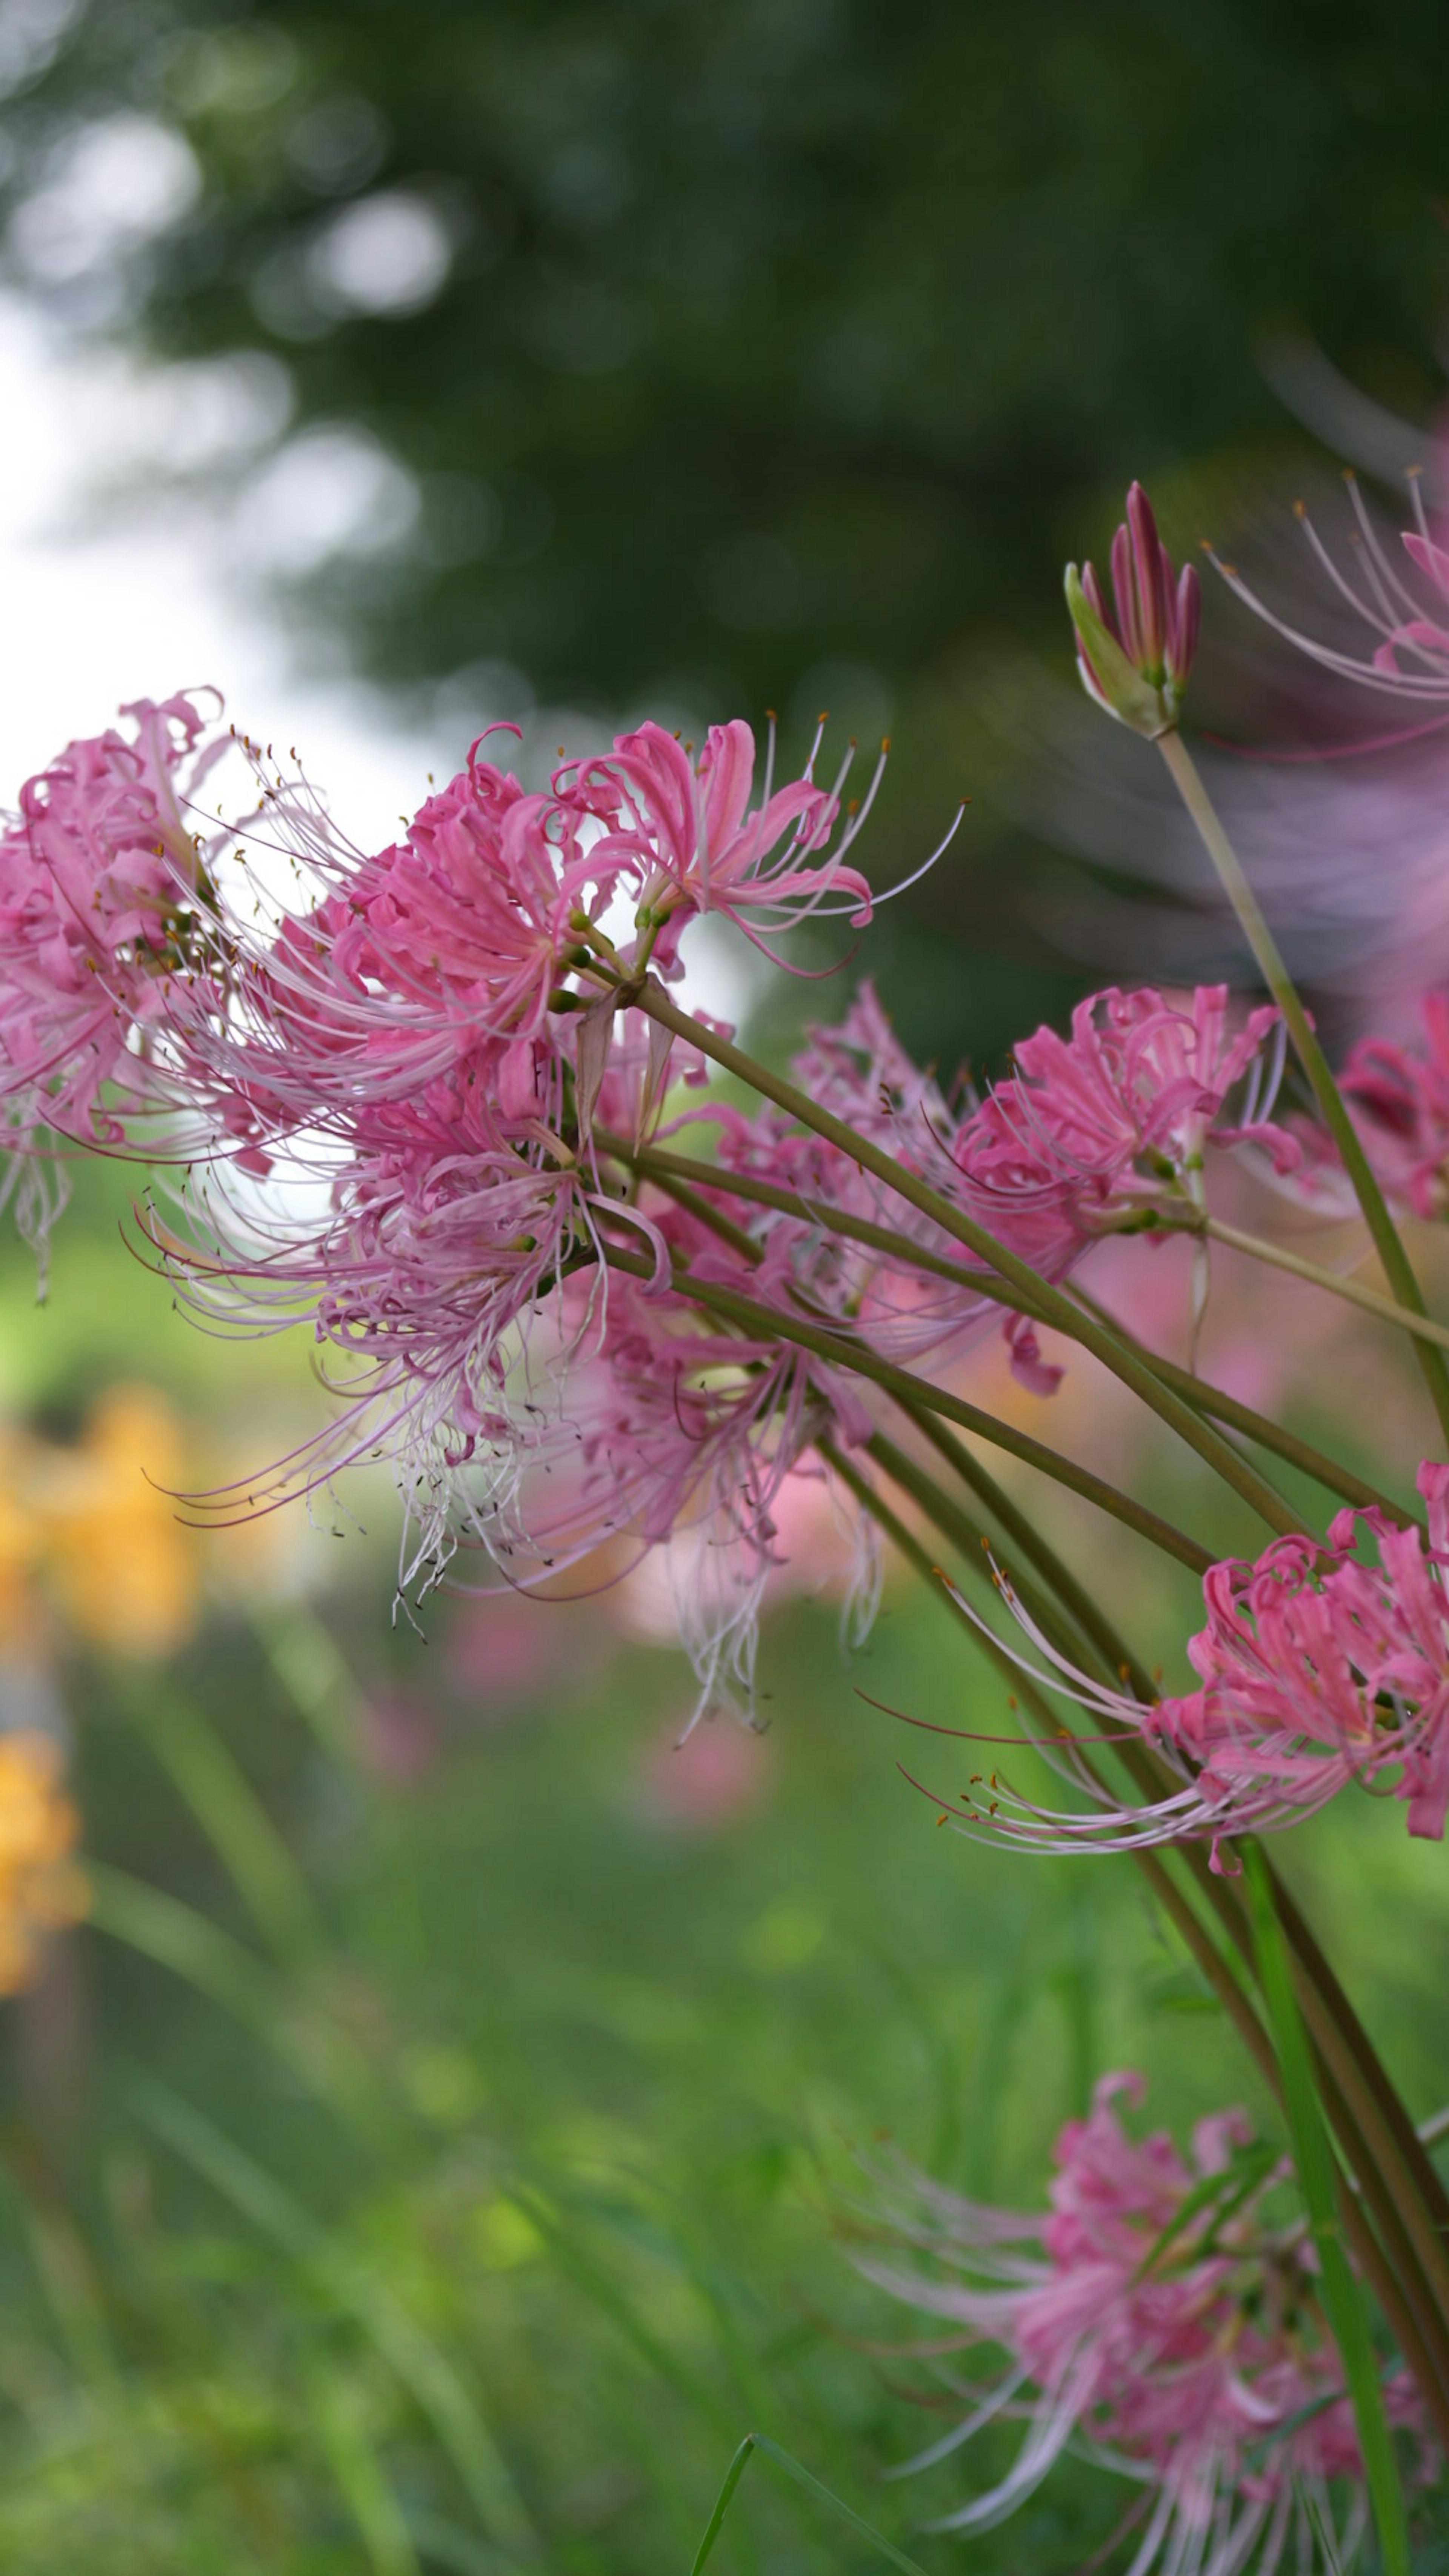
[6,0,1448,1055]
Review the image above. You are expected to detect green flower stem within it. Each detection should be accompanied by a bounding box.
[596,1235,1213,1572]
[862,1427,1121,1690]
[1270,1879,1449,2242]
[1157,726,1449,1447]
[1244,1845,1412,2573]
[595,1128,1052,1307]
[605,1130,1395,1517]
[1065,1287,1418,1526]
[831,1440,1449,2444]
[899,1407,1156,1697]
[1151,1202,1449,1361]
[819,1436,1093,1739]
[1166,1852,1449,2468]
[625,978,1306,1538]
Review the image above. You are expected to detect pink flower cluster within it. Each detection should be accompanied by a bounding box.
[932,1461,1449,1868]
[0,688,1306,1709]
[861,2072,1432,2568]
[701,979,1292,1399]
[0,692,230,1263]
[0,698,902,1707]
[1337,994,1449,1221]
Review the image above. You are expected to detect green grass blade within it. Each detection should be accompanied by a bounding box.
[1243,1842,1409,2576]
[85,1861,369,2118]
[129,2076,538,2558]
[312,2367,422,2576]
[689,2437,756,2576]
[689,2431,934,2576]
[127,1679,323,1966]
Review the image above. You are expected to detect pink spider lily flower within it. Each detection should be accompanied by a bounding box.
[158,1086,882,1707]
[856,2072,1432,2569]
[152,1058,666,1541]
[458,1267,881,1721]
[1066,482,1201,737]
[1209,450,1449,699]
[556,715,960,973]
[955,981,1298,1218]
[948,985,1296,1375]
[175,726,633,1138]
[923,1461,1449,1869]
[1303,991,1449,1221]
[698,982,1011,1370]
[0,693,231,1251]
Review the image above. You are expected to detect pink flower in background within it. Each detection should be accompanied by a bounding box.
[1324,990,1449,1220]
[638,1711,772,1829]
[1212,449,1449,698]
[355,1687,446,1786]
[859,2072,1431,2568]
[445,1590,587,1706]
[928,1460,1449,1867]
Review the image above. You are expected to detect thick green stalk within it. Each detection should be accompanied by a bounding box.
[598,1235,1213,1571]
[624,978,1307,1538]
[1157,726,1449,1446]
[1244,1845,1411,2572]
[1155,1851,1449,2461]
[1272,1880,1449,2240]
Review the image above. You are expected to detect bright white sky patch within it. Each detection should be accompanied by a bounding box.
[0,288,763,1030]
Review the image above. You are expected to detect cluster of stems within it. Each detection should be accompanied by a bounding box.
[539,734,1449,2530]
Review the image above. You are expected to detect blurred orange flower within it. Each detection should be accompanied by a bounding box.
[24,1386,200,1660]
[0,1731,87,1994]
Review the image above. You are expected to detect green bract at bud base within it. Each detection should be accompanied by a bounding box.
[1065,481,1201,739]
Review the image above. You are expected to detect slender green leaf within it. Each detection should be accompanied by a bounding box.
[126,1679,323,1966]
[85,1861,369,2117]
[689,2431,934,2576]
[1243,1842,1408,2576]
[312,2366,421,2576]
[128,2076,538,2559]
[1130,2142,1279,2285]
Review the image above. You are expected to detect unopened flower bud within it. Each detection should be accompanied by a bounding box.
[1065,481,1199,737]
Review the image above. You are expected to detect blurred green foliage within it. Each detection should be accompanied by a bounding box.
[0,1178,1443,2570]
[4,13,1449,2565]
[6,1558,1446,2573]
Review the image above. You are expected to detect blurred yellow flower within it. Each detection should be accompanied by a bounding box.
[0,1731,87,1994]
[30,1386,200,1659]
[0,1430,46,1655]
